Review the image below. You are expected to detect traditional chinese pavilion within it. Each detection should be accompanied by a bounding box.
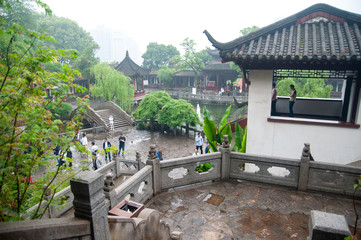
[114,51,150,92]
[205,3,361,164]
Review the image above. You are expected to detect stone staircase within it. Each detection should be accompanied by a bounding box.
[95,109,132,129]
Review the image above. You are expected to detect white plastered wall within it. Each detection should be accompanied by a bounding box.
[246,70,361,164]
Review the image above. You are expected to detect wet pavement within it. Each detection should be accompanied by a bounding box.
[146,180,361,240]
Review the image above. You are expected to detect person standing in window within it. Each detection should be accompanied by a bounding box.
[271,83,278,116]
[289,84,297,117]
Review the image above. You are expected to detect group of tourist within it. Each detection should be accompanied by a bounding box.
[193,132,210,155]
[271,84,297,117]
[90,133,127,170]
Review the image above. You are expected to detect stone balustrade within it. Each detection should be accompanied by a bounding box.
[167,91,248,105]
[230,152,301,188]
[159,153,222,190]
[0,217,91,240]
[109,165,154,208]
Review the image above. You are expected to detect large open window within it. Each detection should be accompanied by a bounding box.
[270,69,360,125]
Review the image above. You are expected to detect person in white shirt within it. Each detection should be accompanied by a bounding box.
[91,142,100,170]
[195,132,203,154]
[81,133,88,147]
[192,149,199,156]
[109,114,114,131]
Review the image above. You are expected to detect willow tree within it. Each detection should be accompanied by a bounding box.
[158,99,201,135]
[133,91,172,130]
[0,0,89,221]
[90,63,134,112]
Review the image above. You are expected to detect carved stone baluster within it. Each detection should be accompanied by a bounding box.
[146,144,161,195]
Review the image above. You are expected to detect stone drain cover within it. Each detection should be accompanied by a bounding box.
[202,194,225,206]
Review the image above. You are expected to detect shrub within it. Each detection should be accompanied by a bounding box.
[46,102,73,120]
[196,162,213,173]
[136,122,145,130]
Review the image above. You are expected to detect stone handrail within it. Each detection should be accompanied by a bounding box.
[159,153,222,190]
[169,91,248,105]
[118,159,141,175]
[307,161,361,196]
[70,106,108,130]
[229,152,301,187]
[108,208,182,240]
[94,101,134,125]
[108,165,153,208]
[24,156,134,219]
[0,217,91,240]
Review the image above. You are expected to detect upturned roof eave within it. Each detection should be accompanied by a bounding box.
[204,3,361,52]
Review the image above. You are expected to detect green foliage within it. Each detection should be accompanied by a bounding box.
[157,65,175,87]
[36,14,99,78]
[195,162,213,173]
[133,92,200,132]
[203,105,246,153]
[240,26,259,36]
[277,78,333,98]
[46,102,73,120]
[230,62,243,79]
[90,63,134,112]
[0,18,89,222]
[233,124,247,153]
[136,122,145,130]
[142,42,180,69]
[158,99,201,127]
[202,107,218,152]
[133,91,171,121]
[175,38,205,85]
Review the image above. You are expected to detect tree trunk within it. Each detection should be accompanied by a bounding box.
[173,126,177,136]
[186,123,189,135]
[161,123,165,134]
[150,118,154,131]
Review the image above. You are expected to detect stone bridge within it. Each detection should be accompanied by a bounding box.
[71,101,134,132]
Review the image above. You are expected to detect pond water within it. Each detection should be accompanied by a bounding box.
[192,103,238,125]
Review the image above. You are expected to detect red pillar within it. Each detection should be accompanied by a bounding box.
[142,78,144,90]
[217,74,219,90]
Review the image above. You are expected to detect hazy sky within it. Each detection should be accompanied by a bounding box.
[43,0,361,55]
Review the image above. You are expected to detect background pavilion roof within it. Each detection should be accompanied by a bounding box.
[114,51,150,76]
[203,49,235,71]
[175,70,202,77]
[204,4,361,70]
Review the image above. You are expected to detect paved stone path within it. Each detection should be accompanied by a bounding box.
[146,180,361,240]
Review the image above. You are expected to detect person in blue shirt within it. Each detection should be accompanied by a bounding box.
[156,148,163,161]
[118,133,126,156]
[195,132,203,154]
[205,144,211,154]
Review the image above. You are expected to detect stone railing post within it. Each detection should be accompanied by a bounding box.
[146,144,161,195]
[298,143,311,191]
[136,151,143,170]
[43,184,54,218]
[220,135,231,180]
[113,150,120,178]
[70,171,110,240]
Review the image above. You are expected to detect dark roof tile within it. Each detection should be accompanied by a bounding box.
[204,4,361,69]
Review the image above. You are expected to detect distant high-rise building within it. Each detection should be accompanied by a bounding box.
[90,26,142,65]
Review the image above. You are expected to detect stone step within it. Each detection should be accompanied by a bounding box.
[95,109,132,129]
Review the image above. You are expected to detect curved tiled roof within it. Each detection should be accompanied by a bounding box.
[204,4,361,70]
[114,51,150,76]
